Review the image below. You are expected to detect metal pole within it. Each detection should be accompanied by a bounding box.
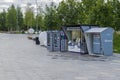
[36,0,38,33]
[16,5,19,32]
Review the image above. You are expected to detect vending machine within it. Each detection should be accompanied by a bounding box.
[53,31,61,51]
[60,31,68,52]
[47,31,54,51]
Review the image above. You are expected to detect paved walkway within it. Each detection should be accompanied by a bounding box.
[0,33,120,80]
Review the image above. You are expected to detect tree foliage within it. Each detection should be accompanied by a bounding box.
[24,4,35,30]
[0,9,7,31]
[44,2,59,30]
[7,4,17,31]
[16,6,24,31]
[36,6,45,31]
[0,0,120,31]
[57,0,81,25]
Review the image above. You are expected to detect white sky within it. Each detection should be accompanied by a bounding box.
[0,0,62,12]
[4,0,14,2]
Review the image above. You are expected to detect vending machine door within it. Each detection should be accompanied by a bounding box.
[53,31,60,51]
[93,34,101,54]
[47,31,53,51]
[60,31,68,52]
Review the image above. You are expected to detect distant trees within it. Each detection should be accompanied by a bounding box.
[44,2,59,30]
[57,0,80,25]
[0,0,120,31]
[7,4,17,31]
[111,0,120,30]
[0,9,7,31]
[16,6,24,31]
[36,6,45,31]
[24,3,35,30]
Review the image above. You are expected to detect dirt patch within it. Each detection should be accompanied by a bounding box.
[48,52,110,61]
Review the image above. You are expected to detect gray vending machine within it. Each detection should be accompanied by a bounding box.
[53,31,61,51]
[60,31,68,52]
[47,31,54,51]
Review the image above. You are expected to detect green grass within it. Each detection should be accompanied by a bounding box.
[114,32,120,53]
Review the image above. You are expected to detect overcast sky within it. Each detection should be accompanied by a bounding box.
[0,0,62,12]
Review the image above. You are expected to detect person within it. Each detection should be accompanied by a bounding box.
[35,37,40,45]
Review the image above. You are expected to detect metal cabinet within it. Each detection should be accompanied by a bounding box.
[60,31,68,52]
[47,31,54,51]
[47,30,68,52]
[93,34,101,54]
[85,27,114,56]
[53,31,61,51]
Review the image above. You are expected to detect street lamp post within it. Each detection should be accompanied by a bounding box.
[36,0,38,33]
[16,5,19,32]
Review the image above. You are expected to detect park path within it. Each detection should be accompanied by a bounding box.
[0,33,120,80]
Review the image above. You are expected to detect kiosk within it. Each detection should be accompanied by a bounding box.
[85,27,114,56]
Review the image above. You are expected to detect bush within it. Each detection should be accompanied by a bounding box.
[113,32,120,53]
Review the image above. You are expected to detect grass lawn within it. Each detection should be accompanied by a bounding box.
[114,32,120,53]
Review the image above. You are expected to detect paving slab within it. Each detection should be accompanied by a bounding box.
[0,33,120,80]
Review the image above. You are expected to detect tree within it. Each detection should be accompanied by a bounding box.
[44,2,59,30]
[0,9,7,31]
[0,0,119,32]
[24,3,35,30]
[81,0,114,28]
[57,0,80,25]
[35,14,45,31]
[7,4,17,31]
[34,6,45,31]
[110,0,120,30]
[16,6,24,31]
[81,0,99,24]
